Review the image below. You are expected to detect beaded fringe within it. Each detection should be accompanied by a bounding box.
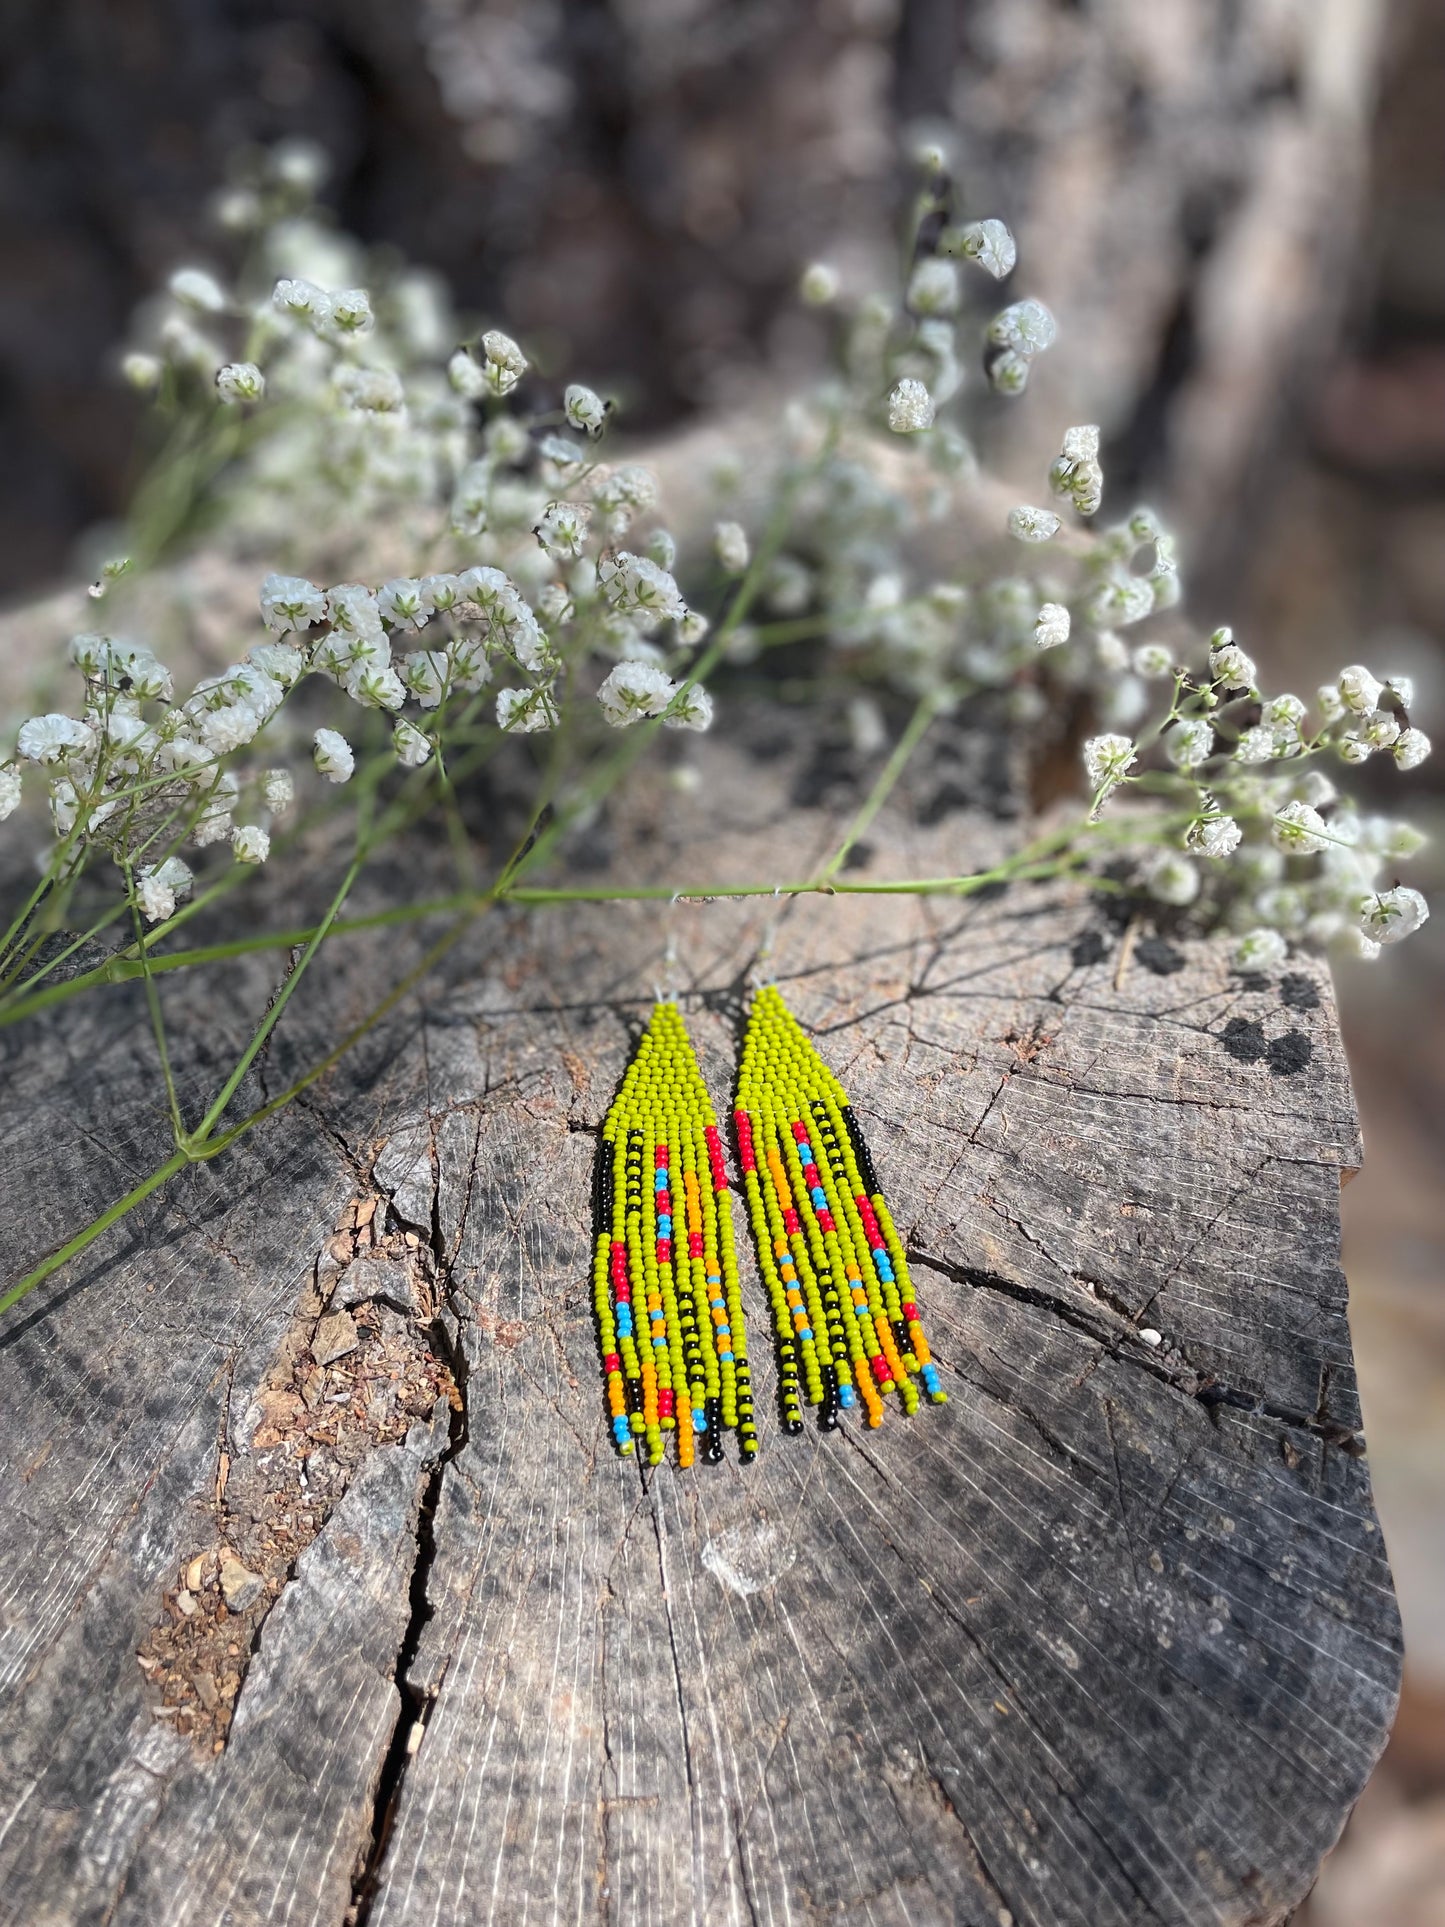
[594,1002,757,1467]
[734,985,946,1431]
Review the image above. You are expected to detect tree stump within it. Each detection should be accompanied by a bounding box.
[0,712,1401,1926]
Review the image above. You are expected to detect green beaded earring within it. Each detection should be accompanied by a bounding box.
[732,984,947,1434]
[592,1002,758,1468]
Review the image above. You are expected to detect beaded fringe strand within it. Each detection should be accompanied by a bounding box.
[733,984,946,1431]
[594,1002,758,1467]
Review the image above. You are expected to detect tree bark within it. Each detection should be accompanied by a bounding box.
[0,706,1400,1926]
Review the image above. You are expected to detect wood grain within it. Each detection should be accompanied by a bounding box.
[0,714,1400,1926]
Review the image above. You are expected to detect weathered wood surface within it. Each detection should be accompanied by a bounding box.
[0,715,1401,1926]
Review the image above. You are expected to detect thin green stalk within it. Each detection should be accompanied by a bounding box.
[191,853,362,1141]
[815,687,947,884]
[0,1149,192,1318]
[125,870,186,1145]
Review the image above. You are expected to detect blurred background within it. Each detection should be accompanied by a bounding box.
[2,0,1443,1913]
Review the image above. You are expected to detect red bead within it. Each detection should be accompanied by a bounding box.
[791,1120,808,1141]
[871,1356,892,1383]
[604,1353,621,1373]
[658,1389,675,1417]
[783,1210,801,1236]
[655,1146,669,1166]
[689,1234,704,1257]
[817,1209,835,1234]
[903,1302,918,1319]
[657,1239,672,1262]
[656,1190,671,1214]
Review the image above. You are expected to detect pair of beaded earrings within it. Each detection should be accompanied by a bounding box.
[593,985,946,1467]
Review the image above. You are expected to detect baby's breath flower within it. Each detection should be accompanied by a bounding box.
[1094,631,1129,674]
[259,572,327,634]
[1209,630,1256,690]
[799,262,841,306]
[951,218,1016,280]
[1133,642,1172,679]
[1273,799,1329,855]
[1359,710,1401,751]
[1049,424,1104,517]
[495,686,558,732]
[393,718,432,767]
[169,267,227,313]
[1083,732,1135,804]
[1337,733,1372,765]
[231,823,271,864]
[988,299,1056,357]
[401,649,451,708]
[479,329,527,397]
[215,362,265,404]
[1267,694,1306,730]
[328,583,384,639]
[714,521,750,574]
[347,661,406,710]
[313,727,355,784]
[887,378,934,434]
[273,277,333,329]
[987,348,1030,396]
[665,683,714,731]
[332,364,404,413]
[17,713,94,765]
[448,349,489,401]
[377,577,433,631]
[1296,770,1337,809]
[1086,570,1155,628]
[1167,718,1214,769]
[136,873,174,923]
[598,551,687,625]
[1033,602,1070,650]
[537,582,574,624]
[678,609,710,647]
[197,702,261,755]
[906,258,960,317]
[563,383,607,436]
[121,352,162,391]
[1395,727,1431,771]
[0,768,19,819]
[1316,682,1345,722]
[260,768,294,814]
[1187,814,1242,859]
[535,501,591,561]
[1234,724,1281,765]
[1235,927,1288,972]
[597,659,677,725]
[1338,665,1383,715]
[1145,851,1200,906]
[327,288,374,336]
[1359,884,1429,946]
[1008,505,1060,543]
[421,573,460,615]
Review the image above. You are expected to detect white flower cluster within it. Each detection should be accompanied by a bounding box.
[1,140,1427,980]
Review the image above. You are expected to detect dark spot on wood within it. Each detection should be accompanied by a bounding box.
[1267,1029,1313,1077]
[1279,973,1321,1011]
[1221,1016,1268,1064]
[1135,935,1186,975]
[1071,928,1109,968]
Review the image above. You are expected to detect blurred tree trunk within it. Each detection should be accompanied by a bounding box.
[0,0,1387,598]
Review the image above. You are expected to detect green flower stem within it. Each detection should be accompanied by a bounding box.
[814,685,950,885]
[192,851,363,1141]
[0,1148,193,1319]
